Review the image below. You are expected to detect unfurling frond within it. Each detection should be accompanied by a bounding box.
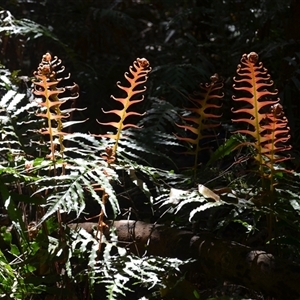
[175,73,223,175]
[97,58,151,155]
[32,53,81,161]
[259,103,292,174]
[232,52,292,184]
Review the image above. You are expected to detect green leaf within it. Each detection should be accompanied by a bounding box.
[207,134,242,166]
[189,201,225,221]
[10,244,20,256]
[0,179,27,240]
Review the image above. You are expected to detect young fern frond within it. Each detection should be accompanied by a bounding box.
[175,74,223,175]
[232,52,292,183]
[259,103,292,187]
[97,58,151,155]
[30,53,122,228]
[32,53,80,162]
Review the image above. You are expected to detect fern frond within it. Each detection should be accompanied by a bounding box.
[153,63,206,105]
[93,251,190,300]
[232,52,292,181]
[259,103,292,175]
[0,10,58,41]
[97,58,151,154]
[232,52,279,140]
[32,53,80,161]
[34,158,119,224]
[63,132,104,158]
[116,129,180,168]
[141,97,181,132]
[175,74,223,174]
[0,69,27,160]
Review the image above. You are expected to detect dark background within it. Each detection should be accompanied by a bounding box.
[1,0,300,147]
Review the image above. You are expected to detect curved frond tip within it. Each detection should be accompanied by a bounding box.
[97,58,151,154]
[175,74,224,174]
[232,52,292,180]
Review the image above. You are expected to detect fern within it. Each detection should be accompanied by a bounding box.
[141,97,181,132]
[95,253,191,300]
[153,63,207,105]
[0,10,58,41]
[69,224,191,300]
[259,103,292,173]
[31,156,119,225]
[32,53,81,161]
[0,67,26,159]
[115,129,180,171]
[175,73,223,178]
[1,38,299,299]
[232,52,292,188]
[97,58,151,155]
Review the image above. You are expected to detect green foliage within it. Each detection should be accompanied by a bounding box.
[0,10,57,41]
[0,1,300,299]
[0,51,193,299]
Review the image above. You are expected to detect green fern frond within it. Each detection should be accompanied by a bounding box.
[34,158,119,224]
[116,129,180,168]
[0,10,58,41]
[63,132,105,158]
[0,69,27,160]
[93,251,190,300]
[153,63,205,105]
[141,97,181,132]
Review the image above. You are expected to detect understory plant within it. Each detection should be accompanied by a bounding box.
[168,52,299,252]
[0,49,299,300]
[0,53,181,299]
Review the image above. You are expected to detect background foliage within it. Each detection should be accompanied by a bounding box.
[0,0,300,299]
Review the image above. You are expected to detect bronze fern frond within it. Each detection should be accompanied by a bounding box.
[232,52,292,184]
[175,74,223,176]
[32,53,79,162]
[97,58,151,155]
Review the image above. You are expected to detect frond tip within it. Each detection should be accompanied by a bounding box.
[175,73,223,173]
[232,51,279,138]
[32,52,81,160]
[97,58,151,154]
[232,52,292,179]
[259,103,292,172]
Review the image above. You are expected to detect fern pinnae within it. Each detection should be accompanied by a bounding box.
[33,53,81,162]
[174,193,206,214]
[232,52,292,183]
[189,201,224,222]
[259,103,292,186]
[13,100,39,119]
[141,97,181,132]
[97,58,151,155]
[175,73,223,177]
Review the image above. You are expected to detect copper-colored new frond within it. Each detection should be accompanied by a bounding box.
[259,103,292,173]
[232,52,279,140]
[97,58,151,154]
[33,53,80,161]
[175,74,223,173]
[232,52,292,182]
